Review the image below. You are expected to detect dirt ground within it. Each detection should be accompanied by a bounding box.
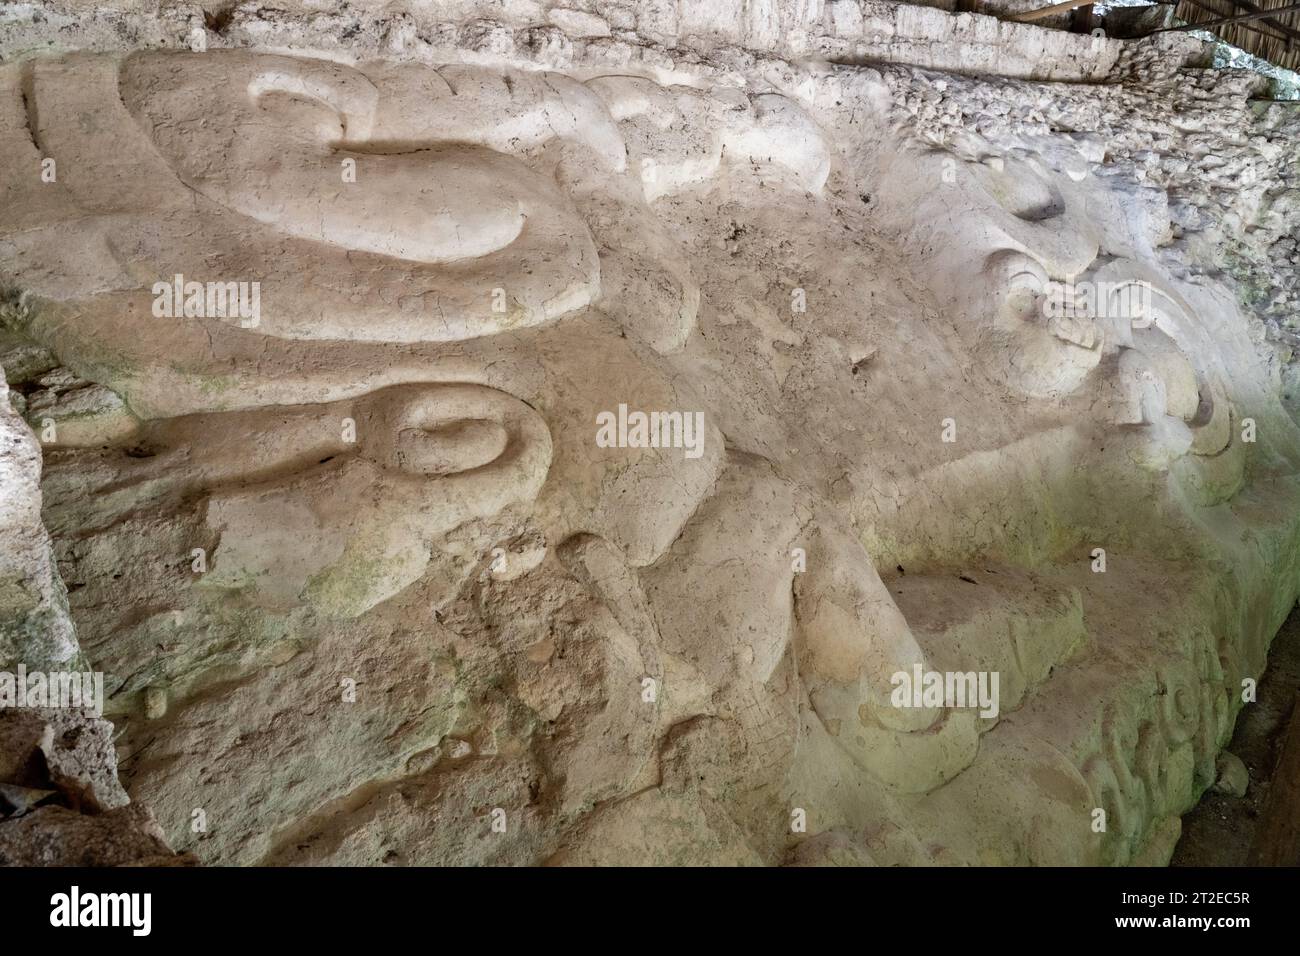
[1172,601,1300,866]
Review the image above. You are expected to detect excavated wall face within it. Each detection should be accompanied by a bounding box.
[0,1,1297,865]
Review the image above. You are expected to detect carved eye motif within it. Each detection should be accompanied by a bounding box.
[355,384,553,518]
[388,419,508,476]
[246,66,378,143]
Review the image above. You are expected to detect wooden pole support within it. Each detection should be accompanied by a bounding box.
[1010,1,1091,23]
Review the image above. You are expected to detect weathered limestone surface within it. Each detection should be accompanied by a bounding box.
[0,364,191,864]
[0,1,1297,866]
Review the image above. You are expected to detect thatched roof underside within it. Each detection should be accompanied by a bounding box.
[1173,0,1300,71]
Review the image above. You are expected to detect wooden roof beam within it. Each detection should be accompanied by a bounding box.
[1149,1,1300,34]
[1181,0,1300,46]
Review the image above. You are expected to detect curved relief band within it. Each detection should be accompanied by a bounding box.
[109,51,602,342]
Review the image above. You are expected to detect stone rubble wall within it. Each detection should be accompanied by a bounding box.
[6,0,1125,80]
